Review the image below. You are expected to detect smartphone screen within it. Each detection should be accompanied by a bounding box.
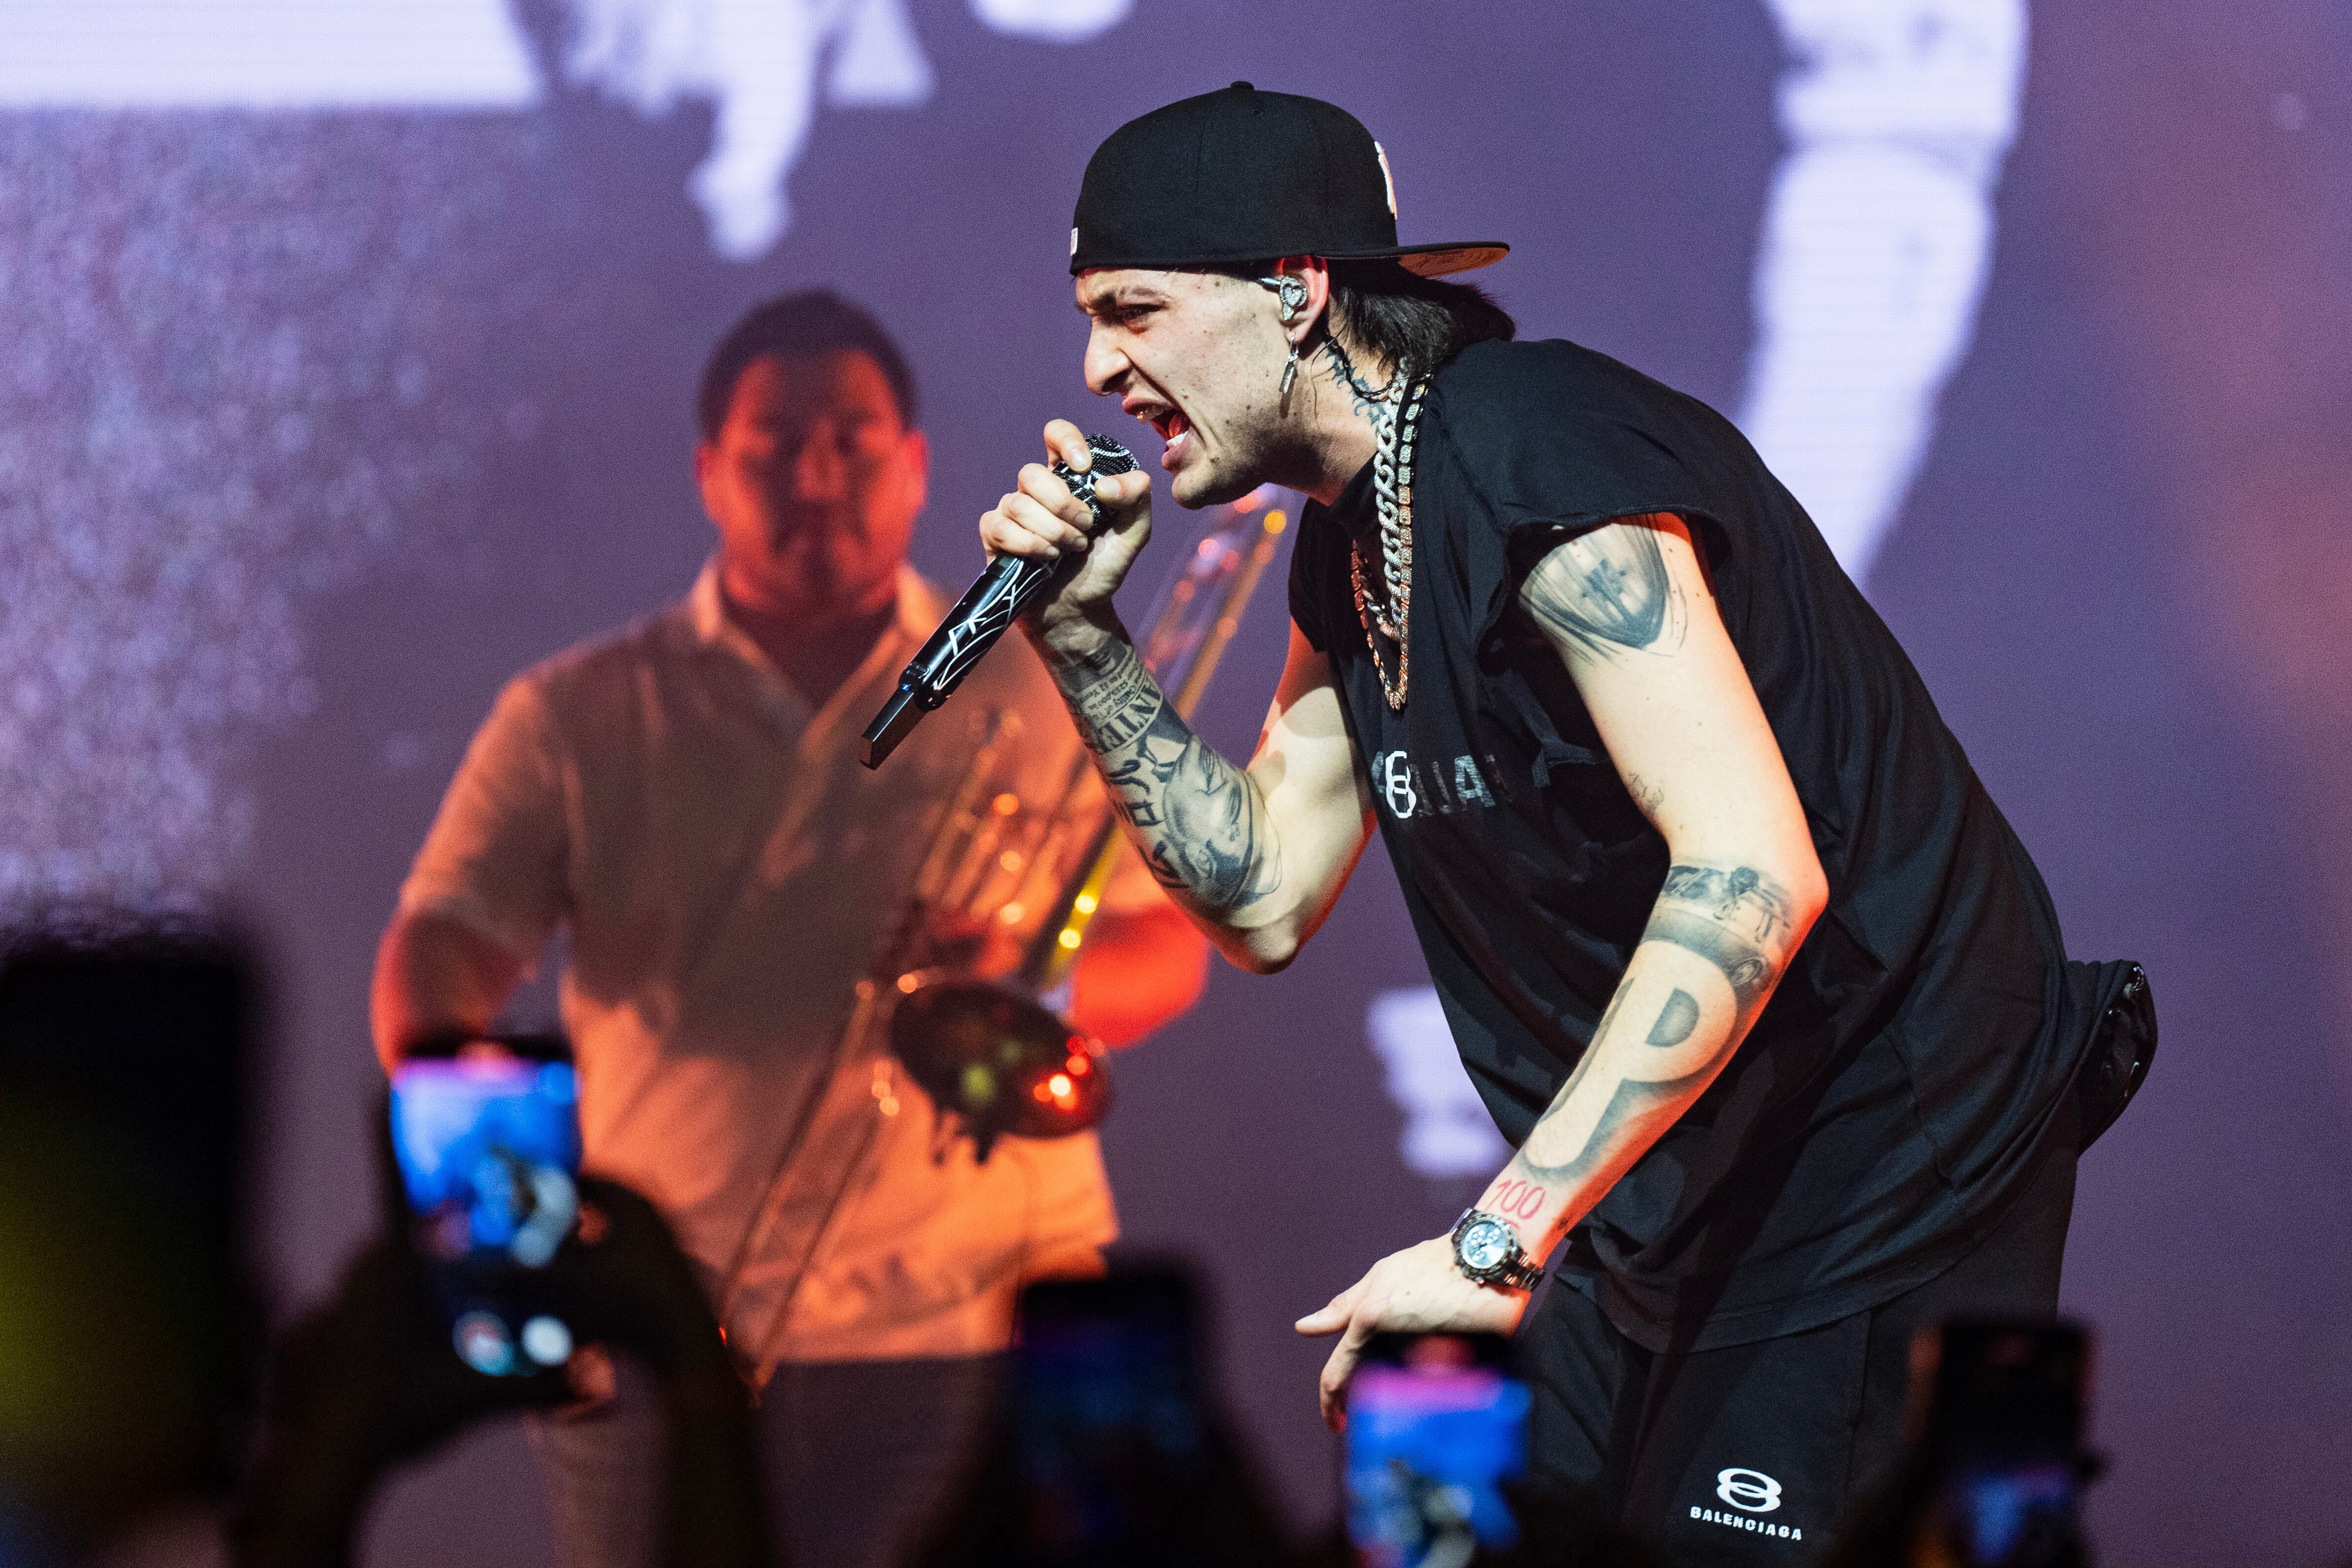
[1346,1333,1530,1568]
[1909,1321,2091,1568]
[388,1047,581,1375]
[1006,1271,1212,1559]
[907,1268,1290,1568]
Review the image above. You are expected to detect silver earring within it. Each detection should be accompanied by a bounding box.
[1259,275,1309,401]
[1258,273,1309,321]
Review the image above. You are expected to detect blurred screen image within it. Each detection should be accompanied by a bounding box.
[1906,1322,2092,1568]
[1345,1334,1529,1568]
[1007,1271,1212,1559]
[387,1050,582,1375]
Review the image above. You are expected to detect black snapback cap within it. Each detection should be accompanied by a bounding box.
[1070,82,1507,279]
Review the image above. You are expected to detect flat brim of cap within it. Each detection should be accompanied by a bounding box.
[1071,241,1509,277]
[1376,242,1511,278]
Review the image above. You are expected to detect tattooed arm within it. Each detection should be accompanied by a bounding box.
[1035,619,1377,971]
[1471,858,1811,1245]
[980,421,1376,972]
[1053,632,1279,911]
[1297,514,1827,1427]
[1469,513,1827,1251]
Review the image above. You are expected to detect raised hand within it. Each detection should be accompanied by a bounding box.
[979,419,1155,640]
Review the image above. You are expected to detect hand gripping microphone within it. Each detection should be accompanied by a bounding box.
[860,434,1138,770]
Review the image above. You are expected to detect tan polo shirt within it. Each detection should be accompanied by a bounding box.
[398,561,1144,1368]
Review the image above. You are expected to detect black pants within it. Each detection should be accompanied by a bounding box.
[1519,1138,2077,1565]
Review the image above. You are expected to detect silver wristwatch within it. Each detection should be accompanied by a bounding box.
[1450,1208,1547,1292]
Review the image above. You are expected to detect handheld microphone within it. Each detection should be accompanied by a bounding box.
[861,434,1138,770]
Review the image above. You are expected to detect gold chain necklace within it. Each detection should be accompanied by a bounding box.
[1350,374,1426,710]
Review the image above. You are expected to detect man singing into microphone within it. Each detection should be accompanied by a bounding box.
[981,85,2142,1561]
[374,290,1206,1568]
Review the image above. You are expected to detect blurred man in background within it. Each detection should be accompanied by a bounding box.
[372,290,1206,1568]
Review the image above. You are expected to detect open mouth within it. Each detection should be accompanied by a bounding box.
[1149,408,1192,469]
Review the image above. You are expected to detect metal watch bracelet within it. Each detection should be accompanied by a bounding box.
[1450,1207,1548,1292]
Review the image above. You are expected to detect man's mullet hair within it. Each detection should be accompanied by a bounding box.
[696,288,920,441]
[1323,258,1515,375]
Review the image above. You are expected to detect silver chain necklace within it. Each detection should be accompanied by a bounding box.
[1343,360,1426,710]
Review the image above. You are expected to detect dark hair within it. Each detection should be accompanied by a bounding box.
[1323,259,1515,374]
[696,289,920,441]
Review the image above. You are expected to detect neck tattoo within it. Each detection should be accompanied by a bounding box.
[1323,334,1402,426]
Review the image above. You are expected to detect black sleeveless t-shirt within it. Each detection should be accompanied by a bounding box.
[1290,338,2103,1352]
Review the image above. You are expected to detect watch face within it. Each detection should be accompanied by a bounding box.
[1459,1218,1514,1274]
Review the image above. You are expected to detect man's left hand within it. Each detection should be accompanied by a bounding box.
[1294,1235,1531,1431]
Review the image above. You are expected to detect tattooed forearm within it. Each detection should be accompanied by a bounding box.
[1501,860,1804,1197]
[1050,636,1282,914]
[1519,519,1685,660]
[1065,638,1163,752]
[1105,710,1283,909]
[1645,863,1791,1017]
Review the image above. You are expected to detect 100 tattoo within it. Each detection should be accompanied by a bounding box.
[1481,1178,1550,1222]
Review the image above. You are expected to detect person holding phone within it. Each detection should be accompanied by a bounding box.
[371,290,1208,1568]
[234,1176,775,1568]
[979,84,2144,1564]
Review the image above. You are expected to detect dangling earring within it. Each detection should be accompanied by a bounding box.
[1259,273,1310,403]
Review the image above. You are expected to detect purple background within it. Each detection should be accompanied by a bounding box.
[7,2,2349,1564]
